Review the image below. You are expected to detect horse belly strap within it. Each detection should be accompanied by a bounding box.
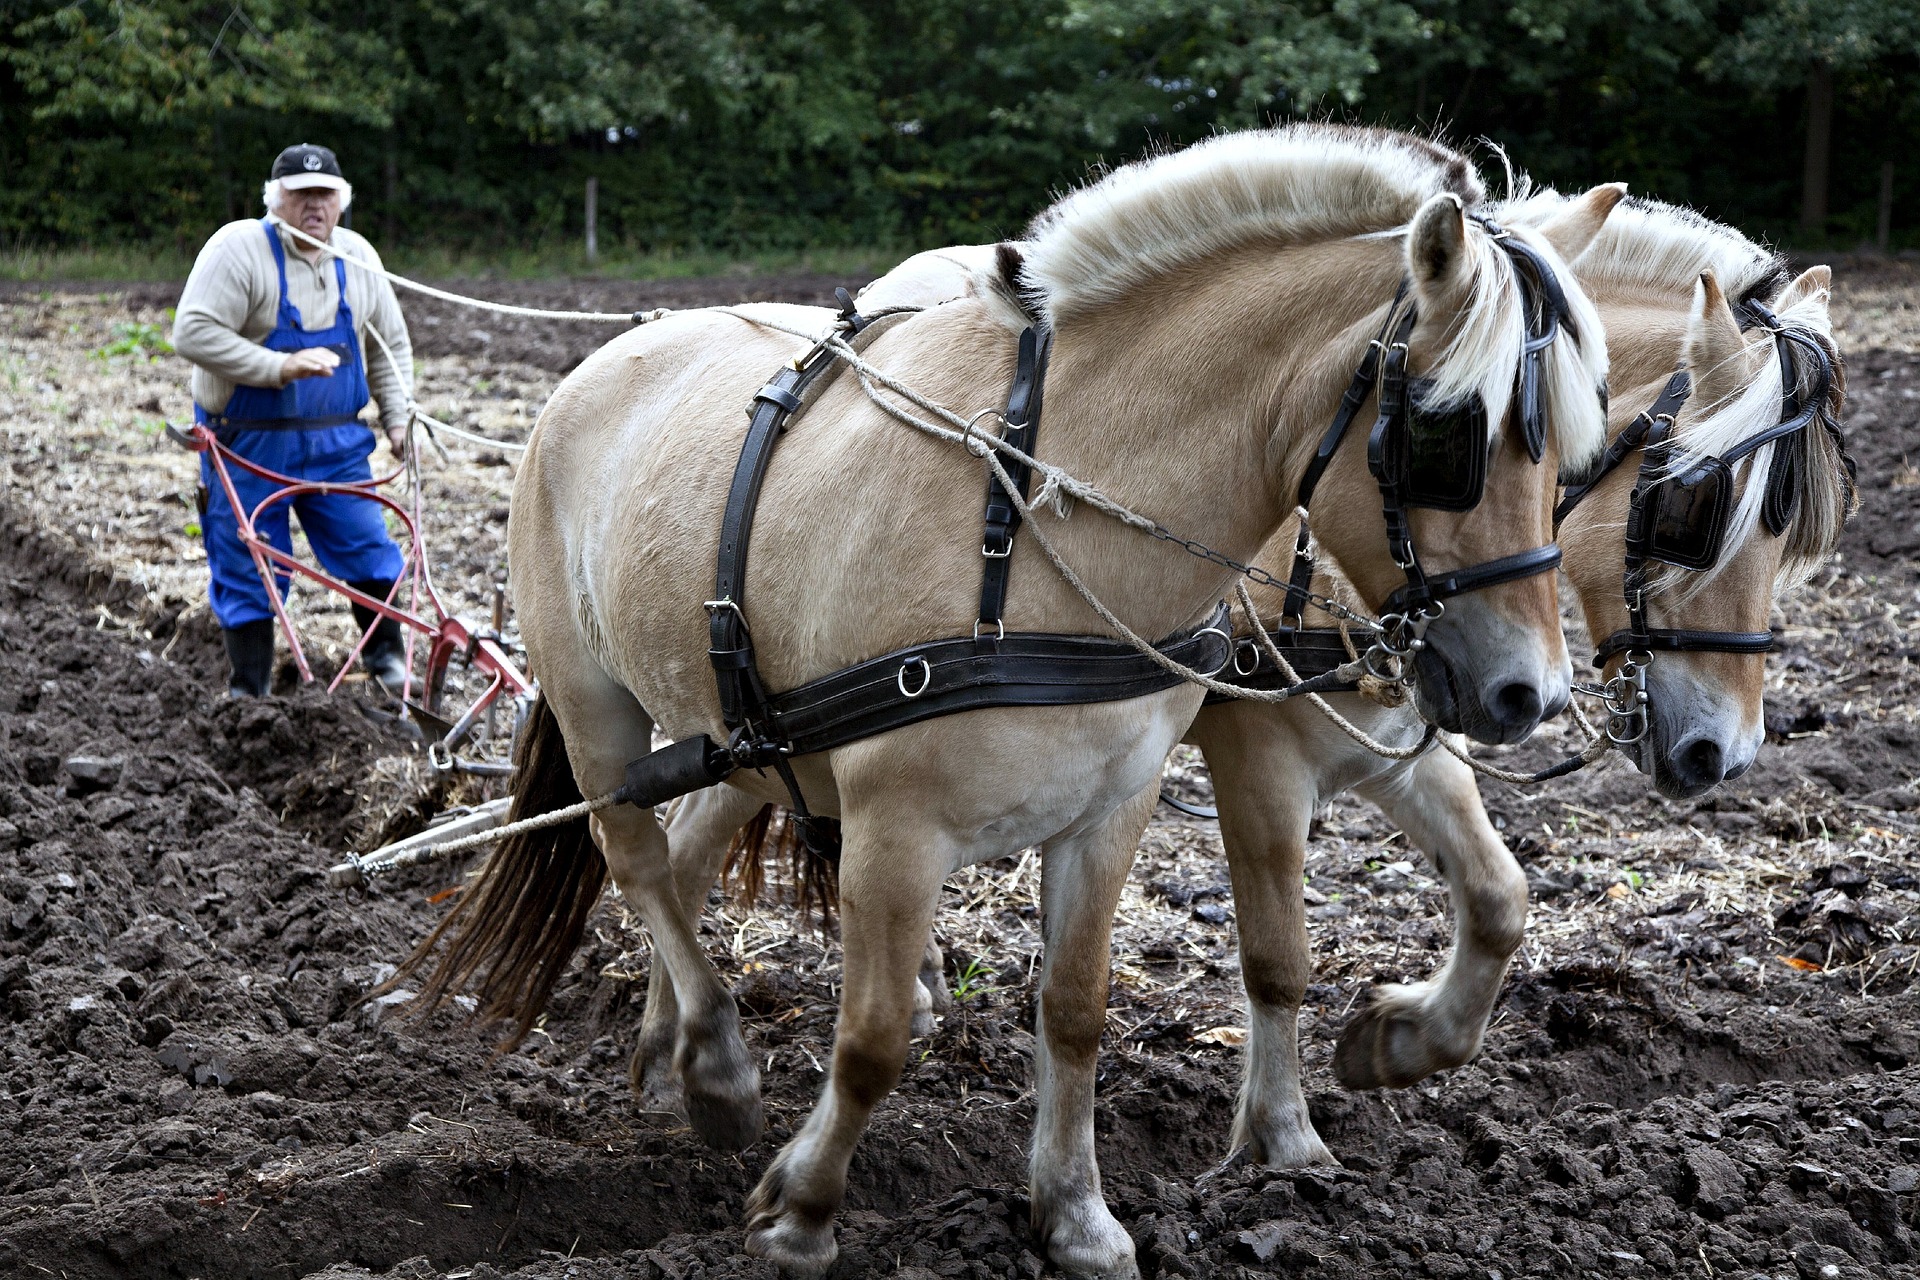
[764,603,1231,757]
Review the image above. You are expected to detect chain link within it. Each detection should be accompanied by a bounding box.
[1139,522,1382,632]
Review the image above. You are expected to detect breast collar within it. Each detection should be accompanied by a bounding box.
[1274,215,1577,663]
[1552,297,1854,745]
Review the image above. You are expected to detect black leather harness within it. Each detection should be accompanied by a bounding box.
[619,291,1231,819]
[1554,302,1848,671]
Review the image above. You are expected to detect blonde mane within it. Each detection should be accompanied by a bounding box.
[1020,125,1609,468]
[1499,190,1851,599]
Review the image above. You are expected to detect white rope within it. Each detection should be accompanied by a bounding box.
[331,791,623,886]
[272,218,640,323]
[1234,582,1434,759]
[361,312,531,455]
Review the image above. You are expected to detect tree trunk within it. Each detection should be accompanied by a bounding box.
[1800,60,1833,239]
[1878,160,1895,251]
[385,138,400,245]
[585,176,599,265]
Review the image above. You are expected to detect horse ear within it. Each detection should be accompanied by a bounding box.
[1684,270,1759,407]
[1775,264,1832,318]
[1532,183,1627,263]
[1407,193,1470,302]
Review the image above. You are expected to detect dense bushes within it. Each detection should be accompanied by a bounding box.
[3,0,1915,256]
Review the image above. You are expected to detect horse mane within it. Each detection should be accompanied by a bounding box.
[1499,188,1851,599]
[1021,124,1482,322]
[1021,124,1609,469]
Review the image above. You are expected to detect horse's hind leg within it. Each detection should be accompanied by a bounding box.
[1336,747,1527,1089]
[1191,711,1335,1168]
[541,662,762,1152]
[634,784,768,1113]
[1028,787,1156,1280]
[744,802,951,1276]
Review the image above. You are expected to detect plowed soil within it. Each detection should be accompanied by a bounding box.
[0,267,1917,1280]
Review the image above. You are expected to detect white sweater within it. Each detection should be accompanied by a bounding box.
[172,219,414,430]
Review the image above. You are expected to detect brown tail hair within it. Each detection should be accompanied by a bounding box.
[722,804,841,929]
[389,694,608,1047]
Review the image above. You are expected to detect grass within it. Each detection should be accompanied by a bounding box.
[2,238,914,285]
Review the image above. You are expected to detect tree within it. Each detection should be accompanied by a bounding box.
[1706,0,1920,239]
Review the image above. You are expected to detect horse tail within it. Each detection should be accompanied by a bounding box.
[389,693,608,1047]
[722,804,842,929]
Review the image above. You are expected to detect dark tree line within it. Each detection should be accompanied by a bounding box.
[3,0,1916,256]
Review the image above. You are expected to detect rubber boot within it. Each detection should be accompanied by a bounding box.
[349,580,409,697]
[222,620,275,698]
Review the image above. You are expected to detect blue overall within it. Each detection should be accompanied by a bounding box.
[195,220,404,628]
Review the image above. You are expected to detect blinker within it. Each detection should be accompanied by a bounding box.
[1393,377,1489,512]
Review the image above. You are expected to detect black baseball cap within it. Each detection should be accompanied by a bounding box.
[270,144,348,192]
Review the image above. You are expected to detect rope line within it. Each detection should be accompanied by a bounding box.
[1233,583,1434,759]
[336,791,622,884]
[273,218,638,323]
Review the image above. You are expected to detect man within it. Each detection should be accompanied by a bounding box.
[172,143,414,698]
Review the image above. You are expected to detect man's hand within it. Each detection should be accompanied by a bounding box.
[280,348,340,383]
[385,421,409,460]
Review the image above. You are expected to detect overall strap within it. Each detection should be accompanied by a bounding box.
[976,326,1053,643]
[261,219,300,329]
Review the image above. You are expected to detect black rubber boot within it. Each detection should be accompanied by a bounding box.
[222,620,275,698]
[349,580,409,696]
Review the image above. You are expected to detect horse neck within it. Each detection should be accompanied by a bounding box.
[1030,240,1404,639]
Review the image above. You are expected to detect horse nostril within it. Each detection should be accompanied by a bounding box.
[1492,681,1543,728]
[1675,737,1726,789]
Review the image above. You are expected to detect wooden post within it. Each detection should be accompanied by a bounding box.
[385,139,400,244]
[584,176,599,265]
[1800,60,1833,239]
[1879,161,1895,252]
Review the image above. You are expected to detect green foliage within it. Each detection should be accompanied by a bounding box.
[4,0,1920,257]
[951,957,996,1004]
[90,317,174,362]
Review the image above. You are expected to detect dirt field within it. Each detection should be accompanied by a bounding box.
[1,263,1918,1280]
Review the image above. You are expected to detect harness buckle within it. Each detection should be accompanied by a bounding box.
[973,619,1005,642]
[981,538,1013,559]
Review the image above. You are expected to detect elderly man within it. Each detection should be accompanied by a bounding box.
[173,143,414,698]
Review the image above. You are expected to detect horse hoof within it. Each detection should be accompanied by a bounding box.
[1034,1193,1138,1279]
[628,1041,682,1115]
[685,1081,764,1152]
[1235,1121,1338,1170]
[1334,987,1465,1091]
[745,1161,838,1276]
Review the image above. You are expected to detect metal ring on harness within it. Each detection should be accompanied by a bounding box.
[960,408,1005,459]
[897,656,933,698]
[1232,639,1260,677]
[1193,626,1233,678]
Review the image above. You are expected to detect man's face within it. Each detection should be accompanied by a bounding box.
[282,185,343,243]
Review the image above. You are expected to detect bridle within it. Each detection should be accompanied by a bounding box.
[1554,296,1853,746]
[1279,214,1582,679]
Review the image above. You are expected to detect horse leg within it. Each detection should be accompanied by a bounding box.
[744,807,950,1276]
[1028,788,1156,1279]
[1336,746,1528,1089]
[914,936,950,1038]
[1191,713,1335,1168]
[632,784,768,1113]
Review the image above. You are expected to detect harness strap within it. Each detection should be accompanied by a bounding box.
[1593,627,1775,665]
[977,326,1053,640]
[1555,369,1690,526]
[1204,625,1356,703]
[1382,542,1561,616]
[1282,298,1413,625]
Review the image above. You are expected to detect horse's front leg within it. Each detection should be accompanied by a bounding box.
[1029,787,1158,1280]
[743,802,951,1276]
[634,783,769,1112]
[1190,708,1335,1168]
[1337,744,1528,1089]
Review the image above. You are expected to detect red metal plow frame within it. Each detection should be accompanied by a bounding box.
[176,421,532,766]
